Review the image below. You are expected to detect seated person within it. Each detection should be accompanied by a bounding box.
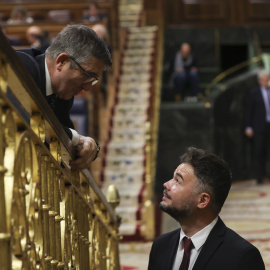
[172,43,200,101]
[82,1,107,22]
[26,26,50,53]
[92,23,109,44]
[0,25,20,46]
[7,5,33,24]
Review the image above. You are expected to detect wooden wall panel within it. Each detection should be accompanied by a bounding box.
[155,0,270,26]
[183,1,227,20]
[245,0,270,21]
[165,0,230,25]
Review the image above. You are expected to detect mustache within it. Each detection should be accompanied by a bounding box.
[163,189,171,199]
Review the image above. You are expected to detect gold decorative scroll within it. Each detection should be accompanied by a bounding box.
[0,33,121,270]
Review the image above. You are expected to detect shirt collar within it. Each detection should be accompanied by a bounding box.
[45,59,53,96]
[180,216,218,251]
[261,86,270,92]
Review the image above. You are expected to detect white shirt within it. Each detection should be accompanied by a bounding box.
[260,86,270,123]
[172,217,218,270]
[45,60,53,96]
[45,59,80,145]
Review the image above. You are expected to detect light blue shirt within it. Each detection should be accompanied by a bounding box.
[260,86,270,123]
[45,59,53,96]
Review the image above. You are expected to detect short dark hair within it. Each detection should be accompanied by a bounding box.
[180,147,232,214]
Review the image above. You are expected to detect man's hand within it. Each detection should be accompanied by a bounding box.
[69,135,98,170]
[175,68,183,73]
[191,67,198,73]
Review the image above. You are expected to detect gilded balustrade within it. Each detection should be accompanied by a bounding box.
[0,31,120,270]
[141,25,163,240]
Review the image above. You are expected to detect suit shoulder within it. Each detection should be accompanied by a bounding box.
[16,50,42,86]
[249,86,260,95]
[16,50,39,68]
[225,227,259,250]
[16,48,44,58]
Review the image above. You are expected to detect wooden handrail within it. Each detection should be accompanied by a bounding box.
[205,55,263,96]
[0,26,121,269]
[0,29,118,221]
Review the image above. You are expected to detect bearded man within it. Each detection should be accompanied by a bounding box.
[148,147,265,270]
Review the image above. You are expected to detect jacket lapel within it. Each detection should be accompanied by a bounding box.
[36,54,46,96]
[193,217,226,270]
[167,229,181,269]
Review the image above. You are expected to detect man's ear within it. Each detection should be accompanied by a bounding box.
[197,193,210,209]
[56,53,70,70]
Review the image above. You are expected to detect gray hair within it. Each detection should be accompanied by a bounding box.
[46,24,112,68]
[257,69,270,80]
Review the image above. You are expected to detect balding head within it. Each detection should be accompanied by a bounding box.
[92,24,108,42]
[180,43,191,59]
[257,69,270,88]
[26,26,43,44]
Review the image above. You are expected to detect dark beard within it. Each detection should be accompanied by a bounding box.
[160,201,191,222]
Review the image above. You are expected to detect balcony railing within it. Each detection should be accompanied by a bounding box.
[0,30,120,270]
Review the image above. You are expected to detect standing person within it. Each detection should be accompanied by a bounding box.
[148,147,265,270]
[16,24,112,170]
[245,69,270,185]
[173,43,200,101]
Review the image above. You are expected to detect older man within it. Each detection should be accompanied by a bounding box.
[148,147,265,270]
[16,24,112,170]
[245,69,270,184]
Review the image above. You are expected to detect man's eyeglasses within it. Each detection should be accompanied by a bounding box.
[70,56,99,85]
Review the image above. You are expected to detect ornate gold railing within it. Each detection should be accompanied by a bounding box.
[205,55,263,97]
[0,32,120,269]
[142,23,164,239]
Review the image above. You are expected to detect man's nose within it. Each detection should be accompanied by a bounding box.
[163,179,173,190]
[83,83,93,92]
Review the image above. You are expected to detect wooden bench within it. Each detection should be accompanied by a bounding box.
[0,0,114,22]
[0,0,118,49]
[2,21,106,45]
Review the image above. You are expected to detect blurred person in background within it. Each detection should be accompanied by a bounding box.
[172,43,200,102]
[0,25,20,46]
[26,25,50,53]
[245,69,270,185]
[7,5,33,24]
[92,23,111,105]
[92,23,110,44]
[82,1,107,22]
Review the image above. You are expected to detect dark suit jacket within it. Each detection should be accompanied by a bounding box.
[246,86,267,133]
[16,48,74,138]
[148,218,265,270]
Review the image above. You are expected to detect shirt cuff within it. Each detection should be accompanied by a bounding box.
[69,128,80,146]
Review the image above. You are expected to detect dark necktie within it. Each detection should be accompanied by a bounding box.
[46,94,57,110]
[179,237,194,270]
